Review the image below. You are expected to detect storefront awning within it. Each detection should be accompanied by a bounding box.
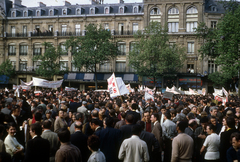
[64,73,138,83]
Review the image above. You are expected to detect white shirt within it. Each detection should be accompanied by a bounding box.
[203,133,220,160]
[88,149,106,162]
[4,134,24,157]
[11,114,17,124]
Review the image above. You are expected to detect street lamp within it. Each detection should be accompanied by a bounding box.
[195,56,198,91]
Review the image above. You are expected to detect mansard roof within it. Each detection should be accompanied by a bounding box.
[6,2,144,18]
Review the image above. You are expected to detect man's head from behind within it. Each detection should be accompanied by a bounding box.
[30,123,42,137]
[131,124,142,136]
[74,121,82,131]
[58,128,70,143]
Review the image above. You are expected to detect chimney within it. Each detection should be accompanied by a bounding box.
[65,1,71,6]
[39,2,46,7]
[118,0,124,4]
[13,0,22,8]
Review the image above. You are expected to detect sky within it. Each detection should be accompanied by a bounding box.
[20,0,143,7]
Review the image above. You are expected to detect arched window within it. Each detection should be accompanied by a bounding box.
[90,8,94,14]
[150,7,160,15]
[186,6,198,32]
[187,6,198,14]
[63,9,67,15]
[119,7,124,13]
[76,9,81,15]
[134,7,138,13]
[105,8,109,14]
[168,7,179,14]
[49,10,53,16]
[12,11,16,17]
[24,11,27,17]
[150,8,161,22]
[168,7,179,32]
[36,11,40,16]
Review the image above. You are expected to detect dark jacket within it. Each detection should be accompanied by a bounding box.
[119,124,135,141]
[95,127,122,162]
[140,130,160,162]
[24,136,50,162]
[220,128,238,162]
[70,131,90,162]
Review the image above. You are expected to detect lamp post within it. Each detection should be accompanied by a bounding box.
[195,56,198,91]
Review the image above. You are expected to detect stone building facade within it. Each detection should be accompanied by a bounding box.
[0,0,225,91]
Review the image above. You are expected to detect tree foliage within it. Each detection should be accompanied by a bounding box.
[195,0,240,89]
[0,59,14,77]
[32,42,66,79]
[66,23,118,89]
[128,21,186,83]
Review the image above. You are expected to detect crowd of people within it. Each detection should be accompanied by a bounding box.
[0,88,240,162]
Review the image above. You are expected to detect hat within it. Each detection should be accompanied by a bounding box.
[60,101,66,104]
[82,101,87,105]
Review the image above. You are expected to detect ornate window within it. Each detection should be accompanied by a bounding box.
[150,8,161,22]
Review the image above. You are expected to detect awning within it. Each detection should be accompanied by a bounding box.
[64,73,138,83]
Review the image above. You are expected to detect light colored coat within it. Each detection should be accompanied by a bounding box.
[171,133,194,162]
[41,130,60,162]
[118,135,149,162]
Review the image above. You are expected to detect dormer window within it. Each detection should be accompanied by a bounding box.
[90,8,95,14]
[23,11,27,17]
[62,9,67,15]
[49,9,53,16]
[119,7,124,13]
[105,7,109,14]
[36,10,41,16]
[133,6,138,13]
[76,8,81,15]
[212,6,217,12]
[12,11,16,17]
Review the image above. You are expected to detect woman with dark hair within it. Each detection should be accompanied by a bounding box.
[87,135,106,162]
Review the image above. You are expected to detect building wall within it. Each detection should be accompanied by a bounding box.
[0,0,224,85]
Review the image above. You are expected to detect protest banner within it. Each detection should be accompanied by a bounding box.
[107,73,120,98]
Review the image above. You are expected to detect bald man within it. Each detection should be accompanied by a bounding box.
[70,121,90,162]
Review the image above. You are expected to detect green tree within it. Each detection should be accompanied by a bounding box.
[32,42,66,80]
[0,59,14,77]
[128,21,186,87]
[195,0,240,95]
[66,23,118,89]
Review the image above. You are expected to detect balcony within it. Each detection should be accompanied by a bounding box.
[114,30,136,36]
[31,32,54,37]
[57,31,82,37]
[7,33,28,37]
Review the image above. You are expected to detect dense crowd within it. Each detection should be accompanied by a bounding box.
[0,89,240,162]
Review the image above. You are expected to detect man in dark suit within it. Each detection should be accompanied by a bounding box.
[126,103,140,124]
[95,117,122,162]
[138,121,160,162]
[220,117,238,162]
[8,105,24,146]
[41,120,59,162]
[90,119,102,134]
[24,123,50,162]
[119,114,135,141]
[70,121,90,162]
[69,97,81,113]
[150,113,162,162]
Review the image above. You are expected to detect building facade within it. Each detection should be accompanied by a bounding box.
[0,0,225,91]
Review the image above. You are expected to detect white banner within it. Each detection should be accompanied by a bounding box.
[32,77,63,88]
[20,80,33,86]
[145,91,154,101]
[107,73,120,98]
